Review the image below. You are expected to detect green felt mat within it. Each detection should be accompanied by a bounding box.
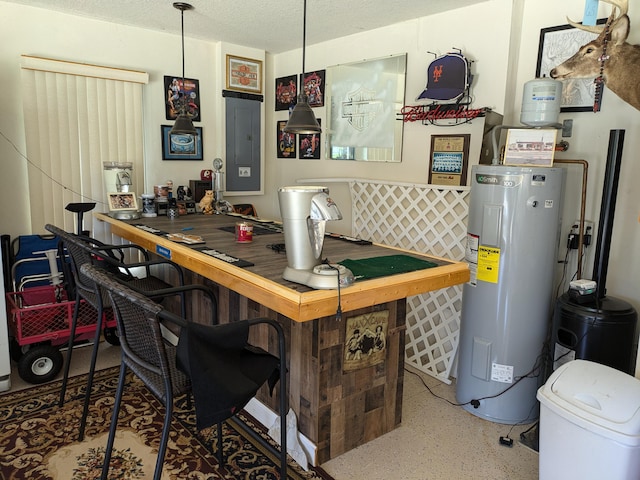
[339,254,437,280]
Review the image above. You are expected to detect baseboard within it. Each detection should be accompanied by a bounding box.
[0,375,10,392]
[245,397,318,467]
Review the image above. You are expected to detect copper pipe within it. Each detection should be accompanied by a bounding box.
[554,159,589,279]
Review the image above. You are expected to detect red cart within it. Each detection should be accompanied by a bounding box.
[5,235,117,384]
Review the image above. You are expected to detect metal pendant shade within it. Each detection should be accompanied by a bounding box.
[170,2,198,136]
[285,94,321,134]
[284,0,321,134]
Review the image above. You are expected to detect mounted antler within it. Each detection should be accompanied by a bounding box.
[550,0,640,111]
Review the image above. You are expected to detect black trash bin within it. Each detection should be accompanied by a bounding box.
[552,293,638,375]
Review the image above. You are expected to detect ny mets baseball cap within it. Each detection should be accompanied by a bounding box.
[417,53,470,101]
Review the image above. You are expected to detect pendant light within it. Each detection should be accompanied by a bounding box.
[284,0,321,134]
[170,2,198,136]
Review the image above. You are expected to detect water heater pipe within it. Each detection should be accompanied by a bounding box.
[553,159,589,279]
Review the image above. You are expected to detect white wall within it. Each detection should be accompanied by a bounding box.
[1,0,638,344]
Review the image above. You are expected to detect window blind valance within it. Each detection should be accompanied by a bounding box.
[21,55,149,84]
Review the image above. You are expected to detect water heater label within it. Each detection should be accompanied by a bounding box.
[477,246,500,283]
[491,363,514,384]
[475,174,523,188]
[465,233,479,263]
[531,174,546,186]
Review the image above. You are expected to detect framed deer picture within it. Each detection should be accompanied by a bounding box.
[536,19,606,112]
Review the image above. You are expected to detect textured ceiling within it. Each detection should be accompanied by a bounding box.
[4,0,489,53]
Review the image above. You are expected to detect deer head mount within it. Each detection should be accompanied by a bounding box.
[550,0,640,111]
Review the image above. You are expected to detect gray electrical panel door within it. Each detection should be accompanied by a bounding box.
[225,96,261,192]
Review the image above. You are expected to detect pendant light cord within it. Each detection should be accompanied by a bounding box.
[180,8,186,112]
[301,0,307,80]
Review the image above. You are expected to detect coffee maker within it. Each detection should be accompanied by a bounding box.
[278,186,354,289]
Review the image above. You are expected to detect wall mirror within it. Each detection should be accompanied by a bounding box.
[326,53,407,162]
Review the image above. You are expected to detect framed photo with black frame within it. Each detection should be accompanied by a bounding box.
[275,75,298,111]
[299,119,321,160]
[164,75,200,121]
[300,70,325,107]
[428,134,470,186]
[161,125,203,160]
[277,120,296,158]
[536,18,606,112]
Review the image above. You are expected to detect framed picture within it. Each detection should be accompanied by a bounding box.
[226,55,263,94]
[164,76,200,121]
[161,125,203,160]
[276,120,296,158]
[300,70,325,107]
[299,119,321,159]
[503,128,557,167]
[327,54,406,162]
[275,75,298,111]
[428,134,470,186]
[536,19,606,112]
[107,192,138,212]
[343,310,389,373]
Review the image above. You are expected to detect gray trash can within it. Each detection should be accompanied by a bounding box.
[537,360,640,480]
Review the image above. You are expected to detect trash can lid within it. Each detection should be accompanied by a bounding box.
[538,360,640,441]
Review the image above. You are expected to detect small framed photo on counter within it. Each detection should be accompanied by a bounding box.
[108,192,138,212]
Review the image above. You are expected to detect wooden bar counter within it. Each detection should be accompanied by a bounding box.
[96,212,469,464]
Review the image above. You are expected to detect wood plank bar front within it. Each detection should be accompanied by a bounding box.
[95,212,469,463]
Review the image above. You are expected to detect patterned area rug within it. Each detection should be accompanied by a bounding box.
[0,367,333,480]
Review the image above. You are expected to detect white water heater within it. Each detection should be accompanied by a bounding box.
[456,165,565,424]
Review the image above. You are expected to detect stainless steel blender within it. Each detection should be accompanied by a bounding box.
[278,186,354,289]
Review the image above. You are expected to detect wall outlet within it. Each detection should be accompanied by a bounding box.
[568,219,594,249]
[575,219,594,237]
[238,167,251,177]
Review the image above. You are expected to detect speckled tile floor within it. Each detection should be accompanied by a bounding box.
[321,367,539,480]
[4,346,538,479]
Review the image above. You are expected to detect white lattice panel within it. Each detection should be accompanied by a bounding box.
[349,180,470,383]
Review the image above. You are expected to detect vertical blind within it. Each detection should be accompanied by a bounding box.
[20,55,148,241]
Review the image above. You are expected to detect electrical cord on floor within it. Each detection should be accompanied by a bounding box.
[404,367,471,407]
[407,344,549,410]
[407,366,540,449]
[499,401,539,447]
